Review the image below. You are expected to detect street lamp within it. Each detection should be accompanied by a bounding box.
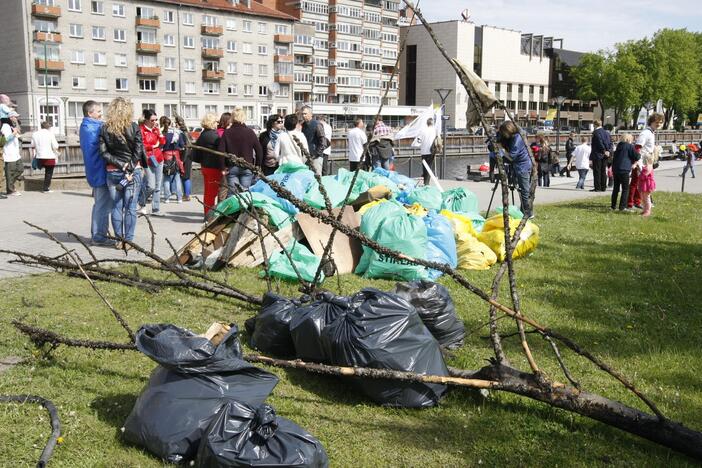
[434,88,452,179]
[555,96,566,156]
[60,96,69,137]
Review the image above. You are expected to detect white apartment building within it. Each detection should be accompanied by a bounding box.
[400,21,556,129]
[0,0,296,134]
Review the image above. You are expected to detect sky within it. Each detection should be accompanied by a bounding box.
[419,0,702,52]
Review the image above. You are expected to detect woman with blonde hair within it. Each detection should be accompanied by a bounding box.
[218,106,262,196]
[193,113,223,217]
[611,133,640,211]
[99,97,145,248]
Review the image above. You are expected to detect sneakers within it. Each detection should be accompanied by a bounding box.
[176,199,182,204]
[151,211,165,217]
[620,208,634,213]
[633,204,643,209]
[41,189,54,193]
[8,191,22,197]
[182,195,191,202]
[91,239,116,247]
[163,199,170,204]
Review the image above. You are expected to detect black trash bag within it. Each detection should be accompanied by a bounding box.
[392,280,466,349]
[289,292,350,363]
[246,293,300,358]
[196,401,329,468]
[320,289,449,408]
[123,324,279,464]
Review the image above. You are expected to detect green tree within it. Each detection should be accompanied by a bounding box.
[609,42,645,128]
[572,52,613,121]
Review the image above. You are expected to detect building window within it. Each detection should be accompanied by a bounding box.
[38,74,60,88]
[182,12,193,26]
[227,83,237,95]
[227,62,237,74]
[243,63,253,75]
[258,45,267,55]
[275,84,289,98]
[139,79,157,92]
[258,85,268,96]
[185,82,196,94]
[92,26,106,40]
[203,82,220,95]
[201,37,220,49]
[242,43,252,54]
[112,3,125,16]
[203,15,218,26]
[243,20,252,33]
[227,40,237,53]
[114,53,127,67]
[137,29,156,44]
[275,24,288,34]
[507,84,512,93]
[165,57,176,70]
[164,34,175,47]
[182,104,197,119]
[94,77,107,90]
[259,64,268,76]
[183,36,194,48]
[164,104,178,117]
[114,29,126,42]
[258,22,267,34]
[69,23,83,38]
[205,104,217,114]
[91,0,104,15]
[67,101,85,118]
[137,55,157,67]
[68,0,81,12]
[495,82,501,93]
[243,84,253,96]
[243,106,254,121]
[72,76,86,89]
[163,10,175,23]
[184,59,195,71]
[135,6,155,18]
[115,78,128,91]
[165,80,176,93]
[70,50,85,64]
[518,84,524,93]
[226,19,236,30]
[93,51,107,65]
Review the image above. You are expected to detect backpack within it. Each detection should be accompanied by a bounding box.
[163,157,178,176]
[430,135,443,155]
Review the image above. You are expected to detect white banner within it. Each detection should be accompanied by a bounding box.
[394,104,442,144]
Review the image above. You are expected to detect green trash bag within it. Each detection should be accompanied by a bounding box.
[305,176,350,209]
[274,161,310,174]
[495,205,524,220]
[213,192,293,229]
[355,200,406,275]
[408,186,443,211]
[262,241,324,284]
[364,213,428,281]
[441,188,479,214]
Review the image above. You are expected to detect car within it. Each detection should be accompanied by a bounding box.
[188,126,203,141]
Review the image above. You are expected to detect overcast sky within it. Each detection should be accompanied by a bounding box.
[419,0,702,52]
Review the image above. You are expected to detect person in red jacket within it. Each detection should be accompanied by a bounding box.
[138,109,166,216]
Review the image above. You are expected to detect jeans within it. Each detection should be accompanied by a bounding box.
[162,172,183,201]
[226,165,254,197]
[681,162,696,178]
[576,169,589,189]
[141,159,163,213]
[42,165,55,191]
[309,157,323,176]
[515,170,532,217]
[611,171,631,210]
[106,168,142,242]
[538,165,550,187]
[91,185,113,243]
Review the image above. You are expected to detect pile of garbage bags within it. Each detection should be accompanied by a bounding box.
[123,324,328,466]
[209,163,539,283]
[246,282,466,408]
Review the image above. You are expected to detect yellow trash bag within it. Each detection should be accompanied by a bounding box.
[440,210,494,270]
[405,203,428,217]
[440,210,478,238]
[358,199,387,216]
[478,215,539,262]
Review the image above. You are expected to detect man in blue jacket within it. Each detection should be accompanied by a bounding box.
[79,100,113,245]
[590,119,612,191]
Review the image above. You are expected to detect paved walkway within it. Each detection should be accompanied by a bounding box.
[0,160,699,279]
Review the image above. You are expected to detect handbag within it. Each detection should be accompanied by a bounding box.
[31,157,39,170]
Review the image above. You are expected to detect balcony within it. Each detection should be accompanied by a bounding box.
[201,48,224,59]
[201,25,223,36]
[202,69,224,81]
[137,66,161,77]
[136,42,160,54]
[274,34,294,43]
[135,16,160,28]
[33,31,62,43]
[274,54,293,63]
[275,74,293,84]
[35,59,64,71]
[31,3,61,18]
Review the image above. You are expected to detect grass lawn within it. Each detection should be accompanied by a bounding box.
[1,192,701,467]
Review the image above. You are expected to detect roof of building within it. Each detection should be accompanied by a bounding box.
[151,0,295,21]
[547,48,584,67]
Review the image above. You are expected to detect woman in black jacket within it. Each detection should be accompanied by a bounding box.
[611,133,640,211]
[259,114,284,175]
[194,113,222,218]
[99,97,145,248]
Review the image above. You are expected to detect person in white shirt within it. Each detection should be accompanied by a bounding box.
[416,118,437,185]
[347,118,367,171]
[319,115,332,174]
[31,121,60,192]
[275,113,308,167]
[2,111,23,196]
[573,137,592,190]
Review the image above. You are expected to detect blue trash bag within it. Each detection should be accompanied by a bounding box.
[423,212,458,279]
[250,171,314,215]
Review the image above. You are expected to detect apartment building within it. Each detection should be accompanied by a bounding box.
[257,0,413,128]
[0,0,296,134]
[400,20,595,129]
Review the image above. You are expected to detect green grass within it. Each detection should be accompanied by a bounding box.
[1,192,701,467]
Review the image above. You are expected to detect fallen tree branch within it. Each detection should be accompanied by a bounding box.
[0,394,61,468]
